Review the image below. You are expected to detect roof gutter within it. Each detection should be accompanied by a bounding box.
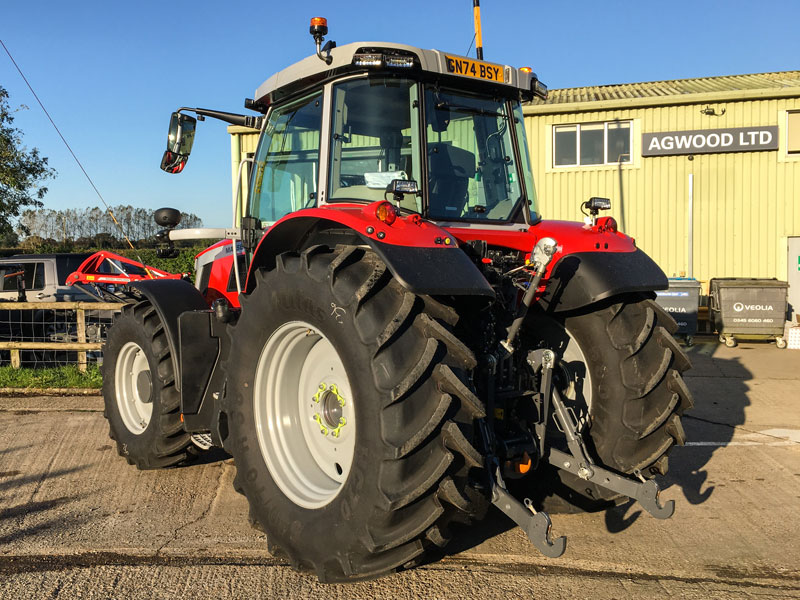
[523,86,800,116]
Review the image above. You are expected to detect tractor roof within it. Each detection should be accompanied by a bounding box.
[253,41,542,108]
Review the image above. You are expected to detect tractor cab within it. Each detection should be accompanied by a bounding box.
[161,27,547,237]
[245,42,545,228]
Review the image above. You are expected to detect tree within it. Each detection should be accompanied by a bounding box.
[0,85,56,239]
[17,204,204,247]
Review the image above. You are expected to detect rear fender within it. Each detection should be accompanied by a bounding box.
[247,211,495,299]
[537,249,668,313]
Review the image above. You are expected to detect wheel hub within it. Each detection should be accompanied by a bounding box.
[313,384,347,436]
[136,370,152,404]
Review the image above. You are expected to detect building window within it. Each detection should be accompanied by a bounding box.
[789,111,800,154]
[553,121,632,167]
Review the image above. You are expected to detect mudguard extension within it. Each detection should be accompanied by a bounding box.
[370,242,494,298]
[538,249,668,313]
[128,279,208,393]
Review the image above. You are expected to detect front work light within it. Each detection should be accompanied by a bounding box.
[582,197,611,227]
[384,56,415,68]
[532,78,548,100]
[386,179,418,195]
[385,178,419,209]
[353,53,383,67]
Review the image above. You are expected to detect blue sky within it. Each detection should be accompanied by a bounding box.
[2,0,799,229]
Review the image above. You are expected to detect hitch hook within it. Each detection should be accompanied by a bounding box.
[489,466,566,558]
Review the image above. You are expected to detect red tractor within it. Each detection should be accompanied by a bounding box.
[103,19,691,582]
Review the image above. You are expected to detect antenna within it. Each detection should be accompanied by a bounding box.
[473,1,484,59]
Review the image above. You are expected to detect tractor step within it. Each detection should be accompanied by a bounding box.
[190,432,214,450]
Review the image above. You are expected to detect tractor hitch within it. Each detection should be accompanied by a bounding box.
[488,463,566,558]
[530,349,676,521]
[477,392,566,558]
[481,346,675,560]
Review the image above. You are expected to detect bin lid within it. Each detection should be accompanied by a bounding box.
[710,278,788,289]
[667,278,701,288]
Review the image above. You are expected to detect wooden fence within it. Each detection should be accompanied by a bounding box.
[0,302,123,371]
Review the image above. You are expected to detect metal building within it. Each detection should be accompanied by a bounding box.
[522,71,800,306]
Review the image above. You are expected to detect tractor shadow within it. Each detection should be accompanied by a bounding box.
[0,494,90,545]
[0,458,91,545]
[605,340,751,532]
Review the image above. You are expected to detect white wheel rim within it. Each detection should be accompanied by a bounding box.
[253,321,355,509]
[115,341,153,434]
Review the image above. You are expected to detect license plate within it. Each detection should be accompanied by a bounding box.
[444,55,505,83]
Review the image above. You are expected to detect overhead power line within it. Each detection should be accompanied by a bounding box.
[0,37,150,270]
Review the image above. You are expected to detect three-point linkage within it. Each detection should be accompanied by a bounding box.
[478,336,674,559]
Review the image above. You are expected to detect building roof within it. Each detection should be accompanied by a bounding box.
[524,71,800,114]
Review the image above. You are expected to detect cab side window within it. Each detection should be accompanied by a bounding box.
[249,91,323,225]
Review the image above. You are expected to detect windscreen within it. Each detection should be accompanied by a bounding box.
[425,88,528,222]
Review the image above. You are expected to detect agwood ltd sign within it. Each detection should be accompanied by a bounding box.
[642,126,778,157]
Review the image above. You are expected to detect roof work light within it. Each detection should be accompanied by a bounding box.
[353,51,416,69]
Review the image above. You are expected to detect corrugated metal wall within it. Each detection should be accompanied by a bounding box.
[229,126,261,222]
[524,97,800,290]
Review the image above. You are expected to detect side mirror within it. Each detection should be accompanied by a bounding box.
[160,112,197,173]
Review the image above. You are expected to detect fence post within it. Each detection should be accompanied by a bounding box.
[77,308,87,373]
[11,349,20,369]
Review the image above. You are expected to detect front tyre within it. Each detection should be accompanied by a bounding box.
[102,301,192,469]
[224,246,486,582]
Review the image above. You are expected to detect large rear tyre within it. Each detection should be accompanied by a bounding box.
[223,246,486,582]
[102,301,193,469]
[524,295,693,511]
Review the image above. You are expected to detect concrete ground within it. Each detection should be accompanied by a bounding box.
[0,337,798,599]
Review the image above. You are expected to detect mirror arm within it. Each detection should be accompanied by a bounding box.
[178,107,262,129]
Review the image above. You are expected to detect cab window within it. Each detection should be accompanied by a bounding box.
[424,87,524,222]
[328,78,422,213]
[249,91,323,225]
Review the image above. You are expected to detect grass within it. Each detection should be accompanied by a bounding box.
[0,365,103,389]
